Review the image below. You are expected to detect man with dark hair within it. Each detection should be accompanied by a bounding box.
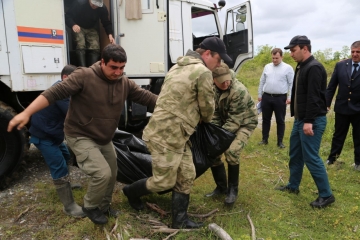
[276,35,335,208]
[65,0,115,67]
[258,48,294,148]
[326,41,360,169]
[29,64,84,218]
[122,37,231,229]
[8,44,158,224]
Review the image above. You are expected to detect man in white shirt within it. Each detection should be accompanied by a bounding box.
[258,48,294,148]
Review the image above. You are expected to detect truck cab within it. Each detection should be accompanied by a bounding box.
[0,0,253,183]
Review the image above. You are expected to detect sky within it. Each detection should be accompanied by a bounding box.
[211,0,360,54]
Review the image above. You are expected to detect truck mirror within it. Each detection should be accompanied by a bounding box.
[218,0,226,8]
[236,13,246,23]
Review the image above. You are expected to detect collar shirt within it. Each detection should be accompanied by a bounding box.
[258,61,294,100]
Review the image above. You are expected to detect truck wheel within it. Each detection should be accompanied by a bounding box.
[0,101,28,182]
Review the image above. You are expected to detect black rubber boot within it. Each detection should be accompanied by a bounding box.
[205,164,227,197]
[224,164,239,205]
[75,49,86,67]
[171,191,203,229]
[53,176,85,218]
[122,178,151,211]
[86,50,100,67]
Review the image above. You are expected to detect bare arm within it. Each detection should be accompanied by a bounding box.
[7,95,49,132]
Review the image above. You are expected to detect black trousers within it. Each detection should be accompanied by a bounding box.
[328,112,360,164]
[261,93,287,142]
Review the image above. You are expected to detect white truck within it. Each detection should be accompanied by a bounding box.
[0,0,253,183]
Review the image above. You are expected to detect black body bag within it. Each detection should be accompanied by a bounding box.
[114,122,236,185]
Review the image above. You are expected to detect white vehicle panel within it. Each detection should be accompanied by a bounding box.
[21,45,64,74]
[169,0,184,63]
[118,0,167,77]
[0,1,10,75]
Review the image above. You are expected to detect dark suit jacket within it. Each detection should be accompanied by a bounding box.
[326,59,360,115]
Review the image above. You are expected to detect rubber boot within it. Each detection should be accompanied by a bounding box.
[86,50,100,67]
[68,166,82,190]
[205,164,227,197]
[171,191,203,229]
[224,164,239,205]
[122,178,151,211]
[53,176,85,218]
[75,49,86,67]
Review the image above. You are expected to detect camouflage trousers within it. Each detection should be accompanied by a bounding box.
[212,130,248,166]
[145,140,196,194]
[73,27,100,50]
[65,135,117,210]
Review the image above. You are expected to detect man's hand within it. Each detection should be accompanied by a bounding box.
[72,25,81,33]
[303,123,314,136]
[7,112,30,132]
[286,99,291,104]
[109,34,115,44]
[258,97,262,102]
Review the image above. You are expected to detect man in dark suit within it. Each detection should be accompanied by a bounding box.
[326,41,360,170]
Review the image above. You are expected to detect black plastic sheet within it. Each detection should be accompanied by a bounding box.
[114,122,236,184]
[189,122,236,177]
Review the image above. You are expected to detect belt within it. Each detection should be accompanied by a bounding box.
[263,92,287,97]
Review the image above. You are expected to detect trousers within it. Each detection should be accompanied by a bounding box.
[30,136,70,180]
[288,116,332,197]
[261,93,287,142]
[145,140,196,194]
[65,135,117,209]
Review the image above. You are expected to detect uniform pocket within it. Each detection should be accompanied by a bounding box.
[76,151,89,163]
[180,122,195,138]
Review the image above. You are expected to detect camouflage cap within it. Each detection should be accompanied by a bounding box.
[212,63,232,84]
[90,0,103,7]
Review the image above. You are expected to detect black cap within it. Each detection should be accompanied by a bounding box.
[199,37,232,64]
[284,35,311,49]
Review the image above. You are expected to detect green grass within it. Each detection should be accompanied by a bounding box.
[1,70,359,239]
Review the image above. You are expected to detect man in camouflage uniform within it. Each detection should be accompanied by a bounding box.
[205,63,258,205]
[123,37,232,229]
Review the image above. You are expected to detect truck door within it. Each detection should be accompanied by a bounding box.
[223,1,253,72]
[0,0,10,75]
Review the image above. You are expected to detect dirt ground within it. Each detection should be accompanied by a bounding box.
[0,145,124,239]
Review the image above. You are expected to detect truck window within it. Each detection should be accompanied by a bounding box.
[191,8,219,49]
[225,5,248,34]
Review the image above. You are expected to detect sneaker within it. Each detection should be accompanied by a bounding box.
[310,195,335,208]
[258,140,268,145]
[275,185,299,194]
[82,207,108,224]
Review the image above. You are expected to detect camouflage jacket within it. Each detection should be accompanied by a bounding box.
[212,74,258,139]
[143,50,215,152]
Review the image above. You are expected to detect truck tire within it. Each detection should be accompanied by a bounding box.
[0,101,28,182]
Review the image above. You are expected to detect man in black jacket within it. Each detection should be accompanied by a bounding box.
[65,0,115,67]
[325,41,360,169]
[275,35,335,208]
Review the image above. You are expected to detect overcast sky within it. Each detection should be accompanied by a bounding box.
[212,0,360,54]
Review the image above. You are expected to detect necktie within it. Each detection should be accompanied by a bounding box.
[351,63,359,79]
